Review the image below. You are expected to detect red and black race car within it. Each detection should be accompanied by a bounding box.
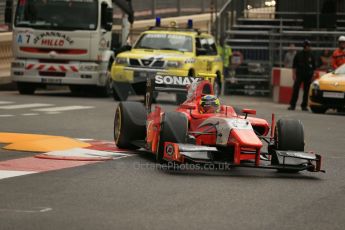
[113,75,324,173]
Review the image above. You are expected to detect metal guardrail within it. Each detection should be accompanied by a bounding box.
[224,17,344,95]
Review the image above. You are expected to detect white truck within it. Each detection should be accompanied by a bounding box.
[10,0,116,95]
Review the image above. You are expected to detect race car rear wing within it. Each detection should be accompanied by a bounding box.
[145,74,203,112]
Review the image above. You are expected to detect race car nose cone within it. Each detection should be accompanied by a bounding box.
[231,129,262,148]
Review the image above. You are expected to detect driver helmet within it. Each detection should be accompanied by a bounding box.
[338,36,345,43]
[199,95,220,114]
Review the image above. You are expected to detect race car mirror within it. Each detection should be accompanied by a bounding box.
[242,109,256,119]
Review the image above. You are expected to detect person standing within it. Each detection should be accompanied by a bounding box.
[283,44,296,68]
[319,49,332,71]
[331,36,345,69]
[217,38,232,78]
[288,40,316,111]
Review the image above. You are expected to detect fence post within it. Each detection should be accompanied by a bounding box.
[177,0,181,16]
[152,0,156,18]
[316,0,320,29]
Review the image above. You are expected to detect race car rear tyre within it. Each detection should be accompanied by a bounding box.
[113,82,130,101]
[157,112,188,163]
[114,102,146,149]
[273,119,304,173]
[17,82,36,95]
[310,106,327,114]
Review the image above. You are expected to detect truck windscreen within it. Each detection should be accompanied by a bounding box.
[14,0,98,31]
[135,33,193,52]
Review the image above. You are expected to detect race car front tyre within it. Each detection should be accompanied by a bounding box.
[157,112,188,163]
[310,105,327,114]
[17,82,36,95]
[114,102,146,149]
[112,82,130,101]
[273,119,304,173]
[274,119,304,151]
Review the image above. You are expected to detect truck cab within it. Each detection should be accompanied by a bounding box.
[110,19,223,102]
[11,0,114,95]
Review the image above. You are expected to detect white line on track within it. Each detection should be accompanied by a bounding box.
[21,113,39,116]
[0,101,14,105]
[45,111,61,114]
[0,103,53,110]
[0,207,52,213]
[34,105,94,112]
[0,114,14,117]
[0,170,36,180]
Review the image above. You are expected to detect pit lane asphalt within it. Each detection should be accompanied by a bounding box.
[0,89,344,230]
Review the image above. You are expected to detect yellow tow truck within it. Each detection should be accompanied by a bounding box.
[110,19,223,103]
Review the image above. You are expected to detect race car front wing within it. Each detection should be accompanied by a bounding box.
[162,142,324,173]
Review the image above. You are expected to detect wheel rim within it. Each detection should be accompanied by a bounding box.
[114,107,122,144]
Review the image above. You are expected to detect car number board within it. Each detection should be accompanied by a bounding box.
[41,78,62,84]
[322,92,344,99]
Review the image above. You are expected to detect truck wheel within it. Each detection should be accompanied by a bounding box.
[310,106,327,114]
[17,82,36,95]
[273,119,304,173]
[94,80,112,97]
[157,112,188,163]
[114,102,146,149]
[69,85,85,95]
[113,82,130,101]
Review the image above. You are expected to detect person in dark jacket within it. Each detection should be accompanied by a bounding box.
[288,40,316,111]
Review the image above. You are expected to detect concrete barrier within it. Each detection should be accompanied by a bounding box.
[272,67,327,104]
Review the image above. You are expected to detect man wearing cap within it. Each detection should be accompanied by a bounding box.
[331,36,345,69]
[288,40,316,111]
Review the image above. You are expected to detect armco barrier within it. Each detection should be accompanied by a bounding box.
[272,67,326,104]
[0,32,12,84]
